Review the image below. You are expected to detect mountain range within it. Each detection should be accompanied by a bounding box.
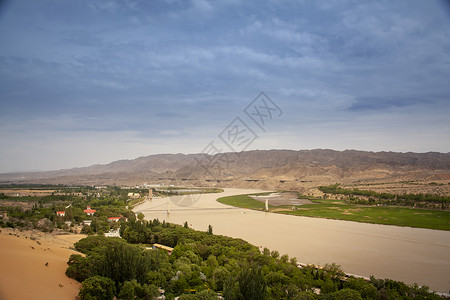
[1,149,450,190]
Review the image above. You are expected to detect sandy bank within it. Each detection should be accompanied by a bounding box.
[0,228,86,300]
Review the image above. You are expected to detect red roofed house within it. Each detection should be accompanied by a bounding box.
[83,206,96,216]
[57,211,65,217]
[108,215,127,222]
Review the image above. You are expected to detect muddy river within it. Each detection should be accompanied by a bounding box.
[134,188,450,293]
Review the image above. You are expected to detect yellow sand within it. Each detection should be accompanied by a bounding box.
[0,228,86,300]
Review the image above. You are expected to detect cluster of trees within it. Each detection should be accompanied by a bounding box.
[0,204,61,231]
[319,184,449,209]
[0,192,79,204]
[0,185,224,233]
[0,187,134,233]
[155,188,224,196]
[66,219,442,300]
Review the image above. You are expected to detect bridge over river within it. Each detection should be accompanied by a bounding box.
[134,188,450,293]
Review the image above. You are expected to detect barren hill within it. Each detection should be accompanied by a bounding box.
[1,150,450,191]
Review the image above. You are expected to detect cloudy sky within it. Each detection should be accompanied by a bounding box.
[0,0,449,173]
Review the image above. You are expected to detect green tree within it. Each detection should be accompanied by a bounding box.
[280,254,289,263]
[95,242,153,285]
[323,263,344,280]
[208,224,213,235]
[211,267,230,291]
[293,291,318,300]
[66,254,91,282]
[135,283,159,299]
[322,288,362,300]
[344,277,378,299]
[146,270,166,287]
[321,277,338,293]
[179,289,219,299]
[118,281,135,300]
[271,250,279,260]
[237,266,267,300]
[79,276,116,300]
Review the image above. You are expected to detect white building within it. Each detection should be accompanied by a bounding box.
[104,230,121,238]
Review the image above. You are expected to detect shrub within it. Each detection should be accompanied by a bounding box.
[79,276,116,300]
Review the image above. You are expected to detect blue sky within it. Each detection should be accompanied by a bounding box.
[0,0,449,173]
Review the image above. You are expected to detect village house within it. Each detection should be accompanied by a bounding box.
[149,243,174,255]
[83,220,92,226]
[56,211,65,217]
[127,192,140,199]
[108,215,128,222]
[83,206,96,216]
[104,229,121,238]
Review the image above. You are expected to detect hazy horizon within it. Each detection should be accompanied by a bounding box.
[1,0,450,173]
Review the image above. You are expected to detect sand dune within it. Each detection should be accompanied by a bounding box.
[0,228,85,300]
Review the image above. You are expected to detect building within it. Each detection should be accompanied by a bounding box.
[127,192,140,199]
[56,211,65,217]
[108,215,127,222]
[83,206,96,216]
[151,243,174,255]
[104,229,121,238]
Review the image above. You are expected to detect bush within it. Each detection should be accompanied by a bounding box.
[79,276,116,300]
[322,288,362,300]
[237,266,267,300]
[66,254,91,282]
[118,281,135,300]
[179,289,219,299]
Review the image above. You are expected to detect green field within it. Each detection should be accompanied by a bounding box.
[217,193,270,210]
[217,194,450,231]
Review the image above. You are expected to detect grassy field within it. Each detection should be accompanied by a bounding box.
[217,193,271,210]
[217,194,450,231]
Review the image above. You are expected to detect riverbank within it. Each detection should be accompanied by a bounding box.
[218,193,450,231]
[0,228,86,300]
[134,188,450,293]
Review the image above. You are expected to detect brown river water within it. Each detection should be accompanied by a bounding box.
[134,188,450,293]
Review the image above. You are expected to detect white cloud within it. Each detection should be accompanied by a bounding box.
[191,0,214,13]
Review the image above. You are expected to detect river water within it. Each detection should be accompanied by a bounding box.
[134,188,450,293]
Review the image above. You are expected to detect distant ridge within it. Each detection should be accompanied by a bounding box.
[1,149,450,189]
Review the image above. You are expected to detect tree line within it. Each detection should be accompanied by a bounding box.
[319,184,449,209]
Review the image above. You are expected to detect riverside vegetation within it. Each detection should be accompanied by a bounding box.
[318,184,450,210]
[67,219,443,300]
[218,186,450,231]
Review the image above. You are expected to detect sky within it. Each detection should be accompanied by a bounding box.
[0,0,449,173]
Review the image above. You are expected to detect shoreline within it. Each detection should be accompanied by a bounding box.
[0,228,86,300]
